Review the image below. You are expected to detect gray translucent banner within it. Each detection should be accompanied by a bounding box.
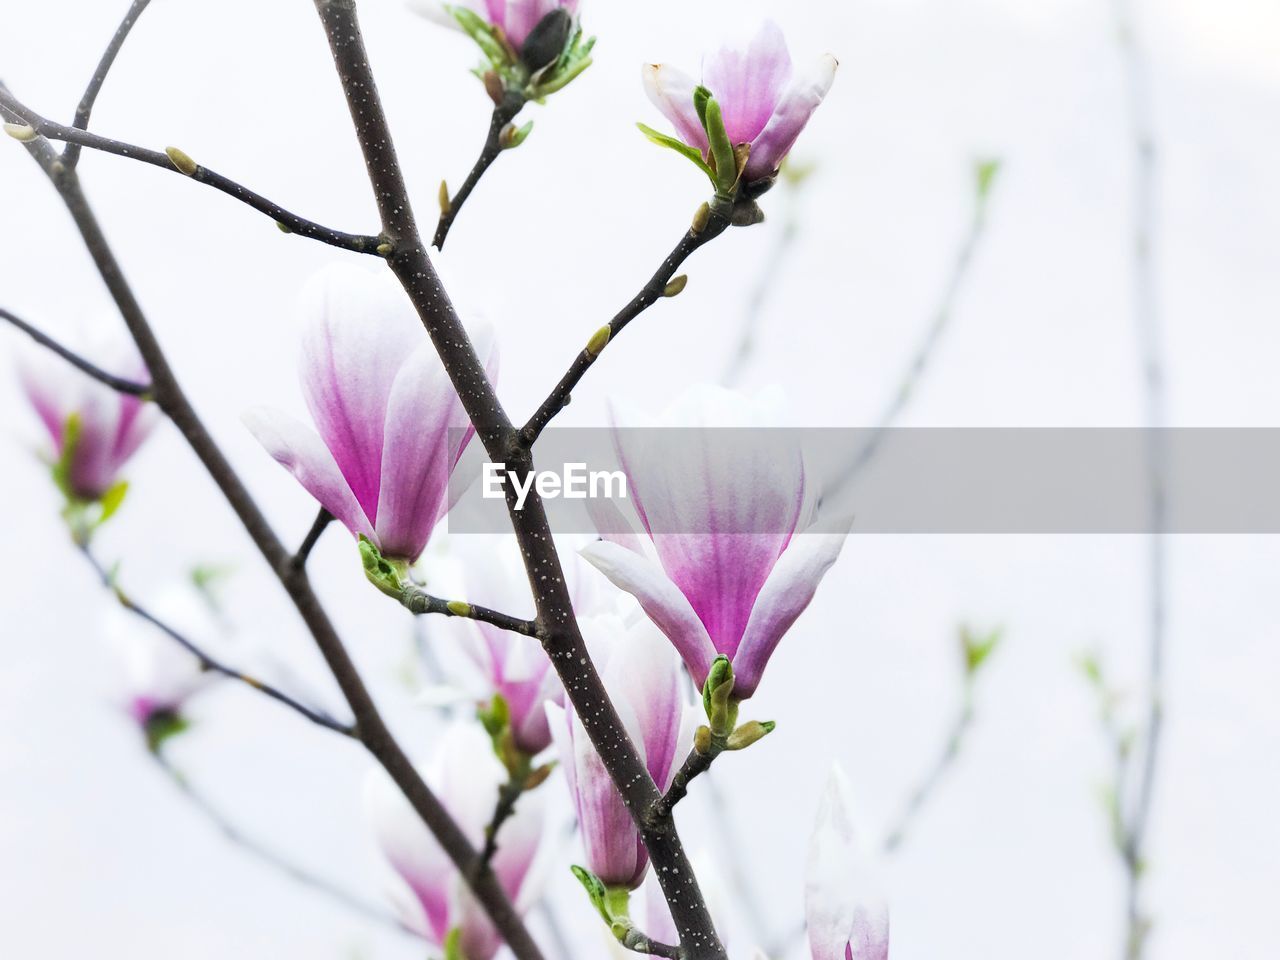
[446,428,1280,534]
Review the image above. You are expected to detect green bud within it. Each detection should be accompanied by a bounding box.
[693,724,713,755]
[725,719,776,751]
[974,157,1002,203]
[570,864,612,927]
[438,179,452,215]
[585,324,611,358]
[691,202,712,235]
[961,625,1002,675]
[500,120,534,150]
[165,146,198,177]
[359,535,406,599]
[702,655,738,738]
[3,122,39,142]
[144,709,190,754]
[663,275,688,298]
[275,220,292,234]
[443,927,465,960]
[375,241,395,257]
[446,599,473,618]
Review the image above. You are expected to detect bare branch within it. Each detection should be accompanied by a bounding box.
[0,88,382,254]
[434,91,526,250]
[290,508,333,571]
[0,306,151,395]
[79,543,356,736]
[65,0,154,169]
[520,218,729,447]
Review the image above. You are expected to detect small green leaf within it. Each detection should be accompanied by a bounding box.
[96,480,129,527]
[145,710,190,754]
[571,864,612,927]
[636,123,715,182]
[974,157,1002,203]
[961,626,1002,675]
[447,4,514,69]
[700,96,738,199]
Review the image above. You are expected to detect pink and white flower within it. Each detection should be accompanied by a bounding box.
[806,767,890,960]
[365,721,545,959]
[548,618,687,890]
[244,264,495,563]
[581,386,848,700]
[16,331,156,501]
[642,21,837,184]
[410,0,580,54]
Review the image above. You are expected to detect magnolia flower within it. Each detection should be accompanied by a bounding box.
[365,722,544,959]
[423,534,613,756]
[103,584,220,731]
[581,386,847,700]
[16,332,156,501]
[411,0,579,55]
[642,20,837,184]
[806,767,890,960]
[548,618,686,890]
[244,264,495,564]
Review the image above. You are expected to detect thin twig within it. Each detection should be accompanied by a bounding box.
[0,306,152,395]
[821,159,1001,502]
[652,747,716,823]
[1114,1,1166,956]
[150,750,418,939]
[64,0,153,169]
[881,688,974,854]
[79,542,357,736]
[479,777,527,869]
[434,91,526,250]
[290,508,333,571]
[0,89,382,255]
[400,586,540,638]
[520,218,730,447]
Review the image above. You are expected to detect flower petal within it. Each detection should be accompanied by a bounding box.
[580,539,717,689]
[298,264,422,524]
[642,63,709,154]
[732,527,848,698]
[745,52,838,181]
[604,619,686,792]
[243,406,374,543]
[702,20,793,146]
[806,766,890,960]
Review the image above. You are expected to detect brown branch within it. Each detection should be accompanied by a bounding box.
[400,586,540,638]
[80,542,356,736]
[520,218,727,446]
[290,507,333,571]
[0,306,151,395]
[310,2,725,956]
[434,91,526,250]
[64,0,153,169]
[0,89,382,254]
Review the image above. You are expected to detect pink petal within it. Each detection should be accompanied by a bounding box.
[806,767,890,960]
[702,20,793,146]
[732,527,849,698]
[642,63,709,153]
[298,264,421,525]
[745,53,838,181]
[603,620,685,792]
[579,539,717,689]
[242,406,374,544]
[612,388,806,663]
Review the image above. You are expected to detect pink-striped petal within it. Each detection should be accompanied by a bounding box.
[702,20,793,146]
[242,406,374,544]
[733,527,849,698]
[806,767,890,960]
[745,53,838,181]
[579,539,717,689]
[642,63,709,153]
[298,264,420,524]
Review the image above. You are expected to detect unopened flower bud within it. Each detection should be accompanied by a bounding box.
[500,120,534,150]
[4,121,39,142]
[663,275,688,298]
[375,241,395,257]
[483,71,506,106]
[691,202,711,235]
[438,179,451,215]
[726,719,775,751]
[275,220,292,234]
[585,324,611,358]
[519,8,573,72]
[693,724,713,755]
[359,536,406,599]
[446,599,472,617]
[165,146,198,177]
[702,655,738,738]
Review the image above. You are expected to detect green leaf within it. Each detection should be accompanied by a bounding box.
[961,626,1002,675]
[974,157,1002,203]
[447,4,514,69]
[636,123,715,181]
[443,927,465,960]
[145,710,190,754]
[96,480,129,527]
[570,864,612,927]
[700,96,738,199]
[51,412,83,500]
